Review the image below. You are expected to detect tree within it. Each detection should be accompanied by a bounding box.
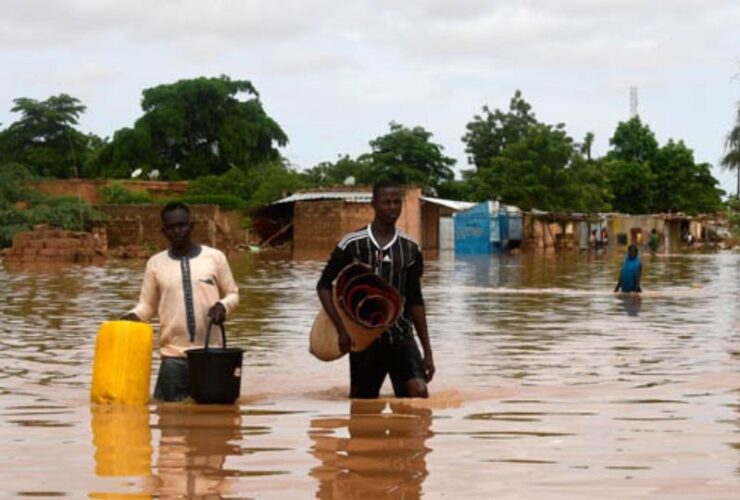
[605,159,655,214]
[605,117,723,214]
[87,75,288,180]
[721,104,740,198]
[0,94,98,178]
[0,162,37,209]
[462,90,538,170]
[604,117,662,213]
[186,160,306,209]
[607,116,658,164]
[301,155,371,186]
[361,122,455,192]
[461,91,610,212]
[470,123,579,211]
[580,132,595,160]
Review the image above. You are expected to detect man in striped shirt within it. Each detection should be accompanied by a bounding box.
[317,180,435,398]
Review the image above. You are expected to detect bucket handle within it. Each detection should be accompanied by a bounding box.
[204,320,227,350]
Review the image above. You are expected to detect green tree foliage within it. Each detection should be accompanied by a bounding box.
[461,91,610,212]
[0,193,106,247]
[86,76,288,180]
[605,159,655,214]
[301,123,455,194]
[301,155,371,186]
[721,105,740,198]
[653,140,723,213]
[186,161,306,210]
[0,162,38,209]
[607,116,658,164]
[605,117,723,214]
[0,94,100,178]
[362,122,455,192]
[462,90,538,170]
[98,183,153,204]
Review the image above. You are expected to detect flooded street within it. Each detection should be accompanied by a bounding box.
[1,250,739,498]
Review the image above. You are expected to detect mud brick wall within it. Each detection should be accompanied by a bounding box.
[32,179,189,205]
[101,204,245,251]
[5,226,106,263]
[292,187,423,258]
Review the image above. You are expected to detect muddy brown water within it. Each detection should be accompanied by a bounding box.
[0,250,738,498]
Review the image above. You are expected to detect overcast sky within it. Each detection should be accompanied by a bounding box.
[2,0,739,194]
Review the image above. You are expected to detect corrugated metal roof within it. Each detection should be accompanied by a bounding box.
[420,196,476,212]
[273,191,372,204]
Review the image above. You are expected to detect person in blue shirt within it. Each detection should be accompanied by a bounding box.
[614,244,642,293]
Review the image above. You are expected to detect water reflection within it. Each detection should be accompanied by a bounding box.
[90,404,152,499]
[617,294,642,317]
[309,400,433,499]
[147,404,242,498]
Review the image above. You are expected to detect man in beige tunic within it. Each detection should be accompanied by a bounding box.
[124,202,239,401]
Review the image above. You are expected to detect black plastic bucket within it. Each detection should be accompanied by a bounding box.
[186,322,244,404]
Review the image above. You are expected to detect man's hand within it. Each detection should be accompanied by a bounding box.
[121,312,140,321]
[423,354,435,383]
[208,302,227,324]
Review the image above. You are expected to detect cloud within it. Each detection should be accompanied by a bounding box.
[360,0,738,72]
[265,49,354,76]
[0,0,333,48]
[18,62,117,90]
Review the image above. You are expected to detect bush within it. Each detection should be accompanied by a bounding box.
[99,183,153,204]
[0,196,107,247]
[177,194,246,211]
[0,162,38,209]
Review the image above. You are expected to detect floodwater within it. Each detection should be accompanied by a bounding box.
[0,249,739,499]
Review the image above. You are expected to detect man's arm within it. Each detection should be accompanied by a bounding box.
[407,250,434,382]
[124,259,159,321]
[317,245,353,353]
[210,251,239,324]
[410,304,434,382]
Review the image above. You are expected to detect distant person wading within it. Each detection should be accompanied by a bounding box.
[614,244,642,294]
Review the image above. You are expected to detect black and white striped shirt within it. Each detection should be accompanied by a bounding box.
[317,224,424,336]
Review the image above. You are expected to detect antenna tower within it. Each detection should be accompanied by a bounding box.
[629,86,639,117]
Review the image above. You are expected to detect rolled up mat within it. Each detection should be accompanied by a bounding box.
[310,263,403,361]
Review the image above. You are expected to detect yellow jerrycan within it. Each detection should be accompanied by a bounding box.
[91,320,153,404]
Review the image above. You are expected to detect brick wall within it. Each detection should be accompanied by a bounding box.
[292,187,423,258]
[32,179,189,205]
[5,226,107,263]
[101,205,246,251]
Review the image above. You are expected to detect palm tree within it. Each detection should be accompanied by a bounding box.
[721,104,740,198]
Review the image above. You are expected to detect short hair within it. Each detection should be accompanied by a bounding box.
[628,244,639,253]
[160,201,190,220]
[372,179,402,200]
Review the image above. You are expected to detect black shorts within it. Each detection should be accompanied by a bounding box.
[154,357,190,402]
[349,332,425,399]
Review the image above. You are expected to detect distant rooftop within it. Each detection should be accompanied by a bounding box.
[420,196,476,212]
[273,191,372,204]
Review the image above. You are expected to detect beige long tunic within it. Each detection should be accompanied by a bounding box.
[130,245,239,358]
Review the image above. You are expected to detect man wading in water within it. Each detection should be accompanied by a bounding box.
[123,202,239,402]
[317,180,435,398]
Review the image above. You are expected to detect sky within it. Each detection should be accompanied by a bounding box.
[1,0,739,194]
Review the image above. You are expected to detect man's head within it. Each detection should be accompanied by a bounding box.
[371,180,403,226]
[160,202,193,249]
[627,244,639,259]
